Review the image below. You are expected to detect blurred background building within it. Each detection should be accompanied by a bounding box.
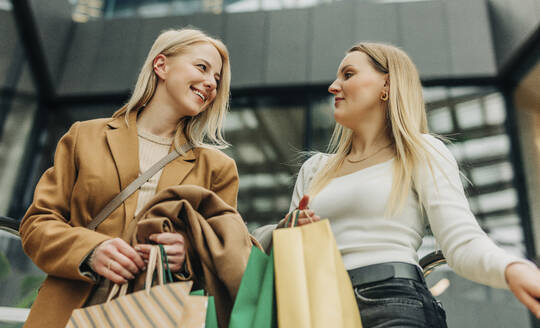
[0,0,539,326]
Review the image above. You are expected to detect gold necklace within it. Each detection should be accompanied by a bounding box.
[346,143,393,163]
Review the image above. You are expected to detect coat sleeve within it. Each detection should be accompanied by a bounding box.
[211,157,239,209]
[19,122,111,282]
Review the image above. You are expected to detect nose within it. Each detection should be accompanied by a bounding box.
[203,76,217,91]
[328,80,340,95]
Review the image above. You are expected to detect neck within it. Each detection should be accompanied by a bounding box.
[350,110,390,156]
[137,88,183,138]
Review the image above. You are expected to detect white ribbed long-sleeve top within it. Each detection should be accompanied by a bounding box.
[252,134,531,289]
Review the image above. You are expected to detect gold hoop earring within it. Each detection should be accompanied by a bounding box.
[381,91,389,101]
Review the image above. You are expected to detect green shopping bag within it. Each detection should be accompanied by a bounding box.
[191,289,218,328]
[228,246,277,328]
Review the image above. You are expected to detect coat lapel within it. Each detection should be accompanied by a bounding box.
[156,133,196,192]
[105,110,140,191]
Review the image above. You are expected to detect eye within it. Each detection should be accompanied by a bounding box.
[344,72,353,79]
[197,63,207,71]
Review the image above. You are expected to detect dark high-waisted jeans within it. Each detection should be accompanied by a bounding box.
[352,277,448,328]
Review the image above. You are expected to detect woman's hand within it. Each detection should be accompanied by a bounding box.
[277,209,321,228]
[90,238,146,284]
[506,262,540,318]
[136,232,186,273]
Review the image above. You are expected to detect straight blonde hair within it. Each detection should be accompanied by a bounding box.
[113,28,231,150]
[309,42,436,215]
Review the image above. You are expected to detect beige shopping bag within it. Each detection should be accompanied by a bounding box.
[66,246,207,328]
[273,211,362,328]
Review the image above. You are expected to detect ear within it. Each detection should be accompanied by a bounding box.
[383,74,390,91]
[153,54,167,80]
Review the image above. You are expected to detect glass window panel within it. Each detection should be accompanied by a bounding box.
[470,162,513,186]
[462,134,510,160]
[428,107,453,133]
[484,93,506,125]
[447,142,465,162]
[224,111,244,131]
[240,109,259,129]
[254,197,274,212]
[225,0,261,12]
[171,1,204,15]
[423,86,447,103]
[0,0,12,11]
[456,99,484,129]
[477,189,517,213]
[236,143,266,164]
[138,3,173,17]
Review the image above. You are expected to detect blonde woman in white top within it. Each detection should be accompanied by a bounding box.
[252,42,540,327]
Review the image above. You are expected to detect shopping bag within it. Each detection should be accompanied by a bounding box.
[66,245,208,328]
[191,289,218,328]
[273,210,362,328]
[229,246,277,328]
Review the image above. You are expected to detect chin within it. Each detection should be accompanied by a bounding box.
[333,112,346,126]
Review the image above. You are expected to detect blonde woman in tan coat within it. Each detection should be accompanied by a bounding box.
[20,28,240,327]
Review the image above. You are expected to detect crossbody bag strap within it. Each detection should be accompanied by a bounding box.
[87,142,194,230]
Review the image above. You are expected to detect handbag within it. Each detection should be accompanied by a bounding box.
[273,210,362,328]
[228,246,277,328]
[66,245,208,328]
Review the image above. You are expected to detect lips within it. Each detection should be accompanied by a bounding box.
[334,97,344,105]
[191,87,207,103]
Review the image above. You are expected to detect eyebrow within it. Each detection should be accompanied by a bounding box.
[198,58,221,80]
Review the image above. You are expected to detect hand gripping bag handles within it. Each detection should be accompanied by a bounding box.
[66,245,209,328]
[273,210,362,328]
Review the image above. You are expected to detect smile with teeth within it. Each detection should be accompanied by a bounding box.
[191,87,207,102]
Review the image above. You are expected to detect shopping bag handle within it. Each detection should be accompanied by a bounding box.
[283,209,314,228]
[106,245,174,301]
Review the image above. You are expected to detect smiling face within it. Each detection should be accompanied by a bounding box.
[328,51,388,129]
[156,42,223,118]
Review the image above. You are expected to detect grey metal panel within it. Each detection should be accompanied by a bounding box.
[58,21,105,95]
[489,0,539,68]
[355,2,400,45]
[265,8,310,86]
[225,11,267,88]
[0,12,18,90]
[446,0,496,76]
[310,1,356,84]
[398,1,451,79]
[88,18,143,93]
[136,16,192,69]
[188,13,225,39]
[30,0,73,86]
[17,64,36,94]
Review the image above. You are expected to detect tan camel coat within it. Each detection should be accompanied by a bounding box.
[19,110,240,328]
[126,185,253,328]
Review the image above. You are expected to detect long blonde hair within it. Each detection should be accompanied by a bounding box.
[309,42,434,215]
[113,28,231,149]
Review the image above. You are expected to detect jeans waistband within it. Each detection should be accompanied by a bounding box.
[348,262,425,287]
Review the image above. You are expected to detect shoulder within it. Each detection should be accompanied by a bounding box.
[416,134,460,183]
[421,134,456,163]
[76,117,114,131]
[63,117,114,141]
[299,152,330,179]
[197,147,236,167]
